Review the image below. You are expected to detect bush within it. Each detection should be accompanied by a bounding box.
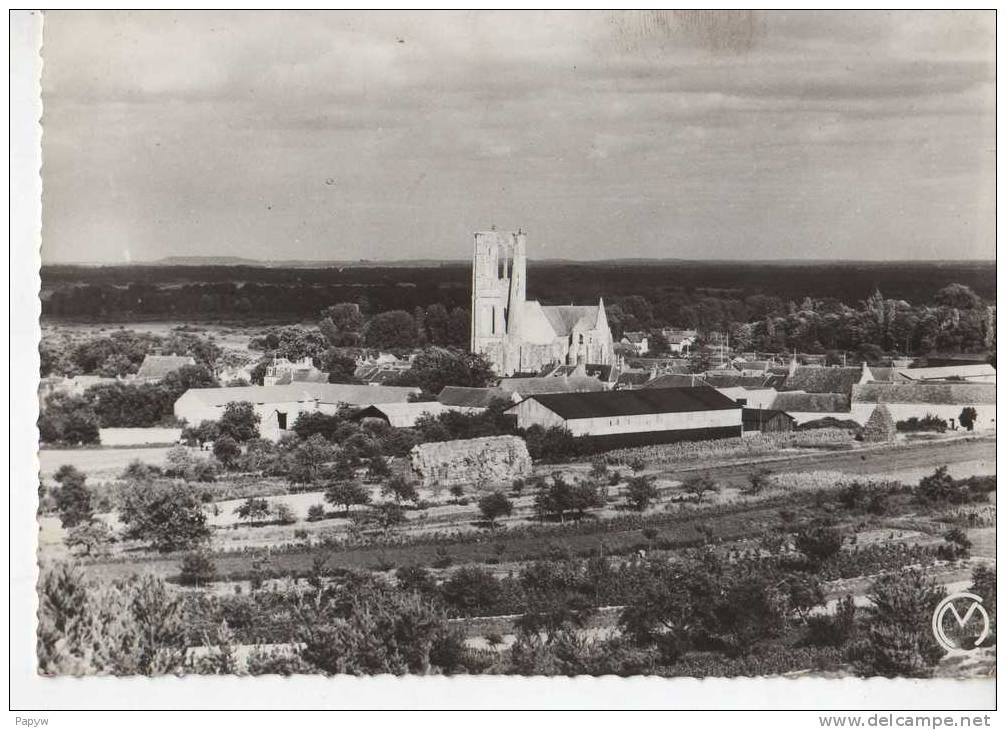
[743,468,774,496]
[306,504,327,522]
[938,527,972,560]
[795,523,843,565]
[273,502,297,525]
[381,474,419,505]
[896,415,947,433]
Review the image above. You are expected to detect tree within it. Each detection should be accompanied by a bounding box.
[849,571,946,678]
[38,394,100,445]
[363,310,418,349]
[53,465,93,528]
[235,497,271,524]
[959,406,978,432]
[478,491,513,526]
[64,520,113,557]
[624,475,658,511]
[217,401,260,442]
[319,303,364,347]
[682,473,719,503]
[533,474,603,522]
[181,419,220,447]
[285,434,338,484]
[396,565,437,595]
[325,481,371,515]
[307,504,327,522]
[320,349,360,384]
[390,348,495,398]
[273,502,297,525]
[381,474,419,504]
[212,435,241,469]
[179,550,217,587]
[119,481,211,552]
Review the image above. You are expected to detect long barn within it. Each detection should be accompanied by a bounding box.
[505,386,742,448]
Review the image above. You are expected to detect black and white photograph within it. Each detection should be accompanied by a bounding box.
[11,7,998,713]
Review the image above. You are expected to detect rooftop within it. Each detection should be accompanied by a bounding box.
[852,382,996,406]
[136,354,196,379]
[511,386,740,420]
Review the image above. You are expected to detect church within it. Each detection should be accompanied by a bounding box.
[470,229,615,375]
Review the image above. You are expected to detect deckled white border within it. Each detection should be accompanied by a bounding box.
[8,7,997,714]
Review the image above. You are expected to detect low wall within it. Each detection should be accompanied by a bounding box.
[99,427,182,446]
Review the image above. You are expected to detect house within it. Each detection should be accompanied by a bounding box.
[505,386,742,449]
[263,356,328,386]
[716,386,779,410]
[498,370,606,400]
[351,402,479,428]
[615,369,657,390]
[437,386,518,409]
[38,374,119,402]
[642,373,709,390]
[893,364,996,384]
[769,391,852,426]
[850,382,996,431]
[133,354,196,383]
[742,408,795,435]
[620,331,650,355]
[661,329,697,354]
[544,362,619,387]
[173,382,420,440]
[780,362,891,396]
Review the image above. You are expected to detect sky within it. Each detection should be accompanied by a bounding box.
[40,10,995,264]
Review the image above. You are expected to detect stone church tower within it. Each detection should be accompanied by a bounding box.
[470,229,614,375]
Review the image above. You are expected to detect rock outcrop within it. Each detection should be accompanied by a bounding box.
[410,435,532,488]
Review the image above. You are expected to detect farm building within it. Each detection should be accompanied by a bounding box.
[893,363,996,384]
[642,373,708,390]
[620,331,650,355]
[262,356,328,386]
[133,354,197,383]
[498,371,606,399]
[505,386,742,448]
[850,382,996,431]
[437,386,518,409]
[769,391,852,426]
[174,383,420,440]
[351,401,480,428]
[741,408,795,435]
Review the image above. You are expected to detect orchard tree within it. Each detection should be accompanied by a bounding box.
[682,473,719,503]
[624,475,659,511]
[235,497,271,524]
[64,520,113,557]
[119,482,210,552]
[324,481,371,516]
[478,491,513,527]
[53,465,93,528]
[179,550,217,587]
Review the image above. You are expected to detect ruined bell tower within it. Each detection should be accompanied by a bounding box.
[470,228,527,373]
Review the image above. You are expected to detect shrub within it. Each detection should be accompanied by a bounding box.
[381,474,419,504]
[306,504,327,522]
[938,527,972,560]
[743,468,774,496]
[432,546,453,569]
[896,415,947,433]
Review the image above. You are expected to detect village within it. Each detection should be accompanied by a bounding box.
[34,231,997,679]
